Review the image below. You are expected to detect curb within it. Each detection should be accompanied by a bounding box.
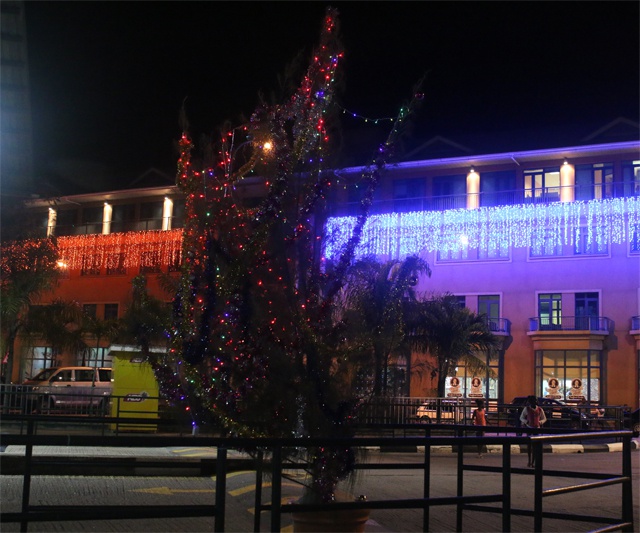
[417,440,640,455]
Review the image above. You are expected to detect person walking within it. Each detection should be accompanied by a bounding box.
[519,395,547,467]
[472,398,487,457]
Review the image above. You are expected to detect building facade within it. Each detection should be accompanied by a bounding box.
[11,138,640,410]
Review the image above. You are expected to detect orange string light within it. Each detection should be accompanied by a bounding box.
[57,229,184,270]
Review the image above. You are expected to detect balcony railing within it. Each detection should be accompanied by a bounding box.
[528,316,611,333]
[45,217,186,238]
[485,317,511,335]
[331,180,639,217]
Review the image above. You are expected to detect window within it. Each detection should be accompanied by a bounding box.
[140,201,163,230]
[432,174,466,210]
[452,349,501,401]
[393,178,425,212]
[75,369,95,382]
[104,303,118,320]
[575,163,614,201]
[524,168,560,203]
[478,238,510,260]
[479,295,500,330]
[573,227,608,255]
[81,206,103,234]
[530,228,563,257]
[437,244,469,262]
[110,204,135,233]
[575,292,598,330]
[140,251,161,274]
[536,349,602,403]
[85,347,112,368]
[23,347,58,380]
[480,170,516,207]
[621,160,640,197]
[54,209,77,236]
[171,200,186,229]
[631,224,640,254]
[437,240,509,262]
[52,369,73,382]
[106,253,126,275]
[538,293,562,329]
[168,249,182,272]
[455,295,466,308]
[80,254,101,276]
[83,304,97,319]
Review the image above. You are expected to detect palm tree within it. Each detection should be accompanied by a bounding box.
[81,314,121,366]
[23,299,89,370]
[116,275,171,362]
[406,293,500,398]
[1,238,60,382]
[342,255,431,396]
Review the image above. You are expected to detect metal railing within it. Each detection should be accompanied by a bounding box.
[330,180,640,216]
[0,416,634,532]
[529,315,611,332]
[358,396,628,431]
[2,389,627,433]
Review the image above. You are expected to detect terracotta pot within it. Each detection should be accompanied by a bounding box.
[292,507,370,532]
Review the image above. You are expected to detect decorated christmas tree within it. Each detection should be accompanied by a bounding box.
[156,7,423,502]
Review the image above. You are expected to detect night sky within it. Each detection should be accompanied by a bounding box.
[24,1,639,194]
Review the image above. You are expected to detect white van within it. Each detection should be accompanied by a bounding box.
[22,366,112,412]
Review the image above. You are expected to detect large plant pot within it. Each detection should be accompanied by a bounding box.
[292,508,370,532]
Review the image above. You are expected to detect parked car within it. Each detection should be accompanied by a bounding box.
[623,408,640,437]
[416,399,466,423]
[508,396,589,430]
[22,366,112,413]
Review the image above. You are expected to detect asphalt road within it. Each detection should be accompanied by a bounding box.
[1,450,637,532]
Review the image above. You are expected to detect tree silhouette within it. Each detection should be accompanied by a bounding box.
[156,7,424,502]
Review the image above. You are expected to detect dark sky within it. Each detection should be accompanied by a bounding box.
[24,1,639,193]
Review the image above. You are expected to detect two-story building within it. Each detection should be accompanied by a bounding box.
[11,130,640,409]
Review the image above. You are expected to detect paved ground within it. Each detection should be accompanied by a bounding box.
[1,433,638,532]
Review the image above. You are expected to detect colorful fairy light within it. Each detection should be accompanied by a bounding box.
[324,197,640,260]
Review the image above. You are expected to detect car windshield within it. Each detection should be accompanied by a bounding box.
[28,368,59,382]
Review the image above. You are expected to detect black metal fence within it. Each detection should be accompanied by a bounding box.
[0,416,635,532]
[1,389,628,435]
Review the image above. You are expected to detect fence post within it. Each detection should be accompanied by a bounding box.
[502,440,511,532]
[270,445,283,533]
[621,435,634,532]
[20,419,35,533]
[253,449,264,532]
[456,426,464,531]
[423,434,431,532]
[533,439,543,532]
[214,445,227,533]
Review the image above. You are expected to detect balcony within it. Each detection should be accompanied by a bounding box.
[528,316,611,333]
[485,317,511,336]
[330,180,639,217]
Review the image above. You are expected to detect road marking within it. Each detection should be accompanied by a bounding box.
[209,471,253,482]
[131,487,215,495]
[171,447,216,457]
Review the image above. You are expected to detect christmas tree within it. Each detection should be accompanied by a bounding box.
[157,7,422,502]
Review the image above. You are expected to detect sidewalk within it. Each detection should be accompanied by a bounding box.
[1,436,638,472]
